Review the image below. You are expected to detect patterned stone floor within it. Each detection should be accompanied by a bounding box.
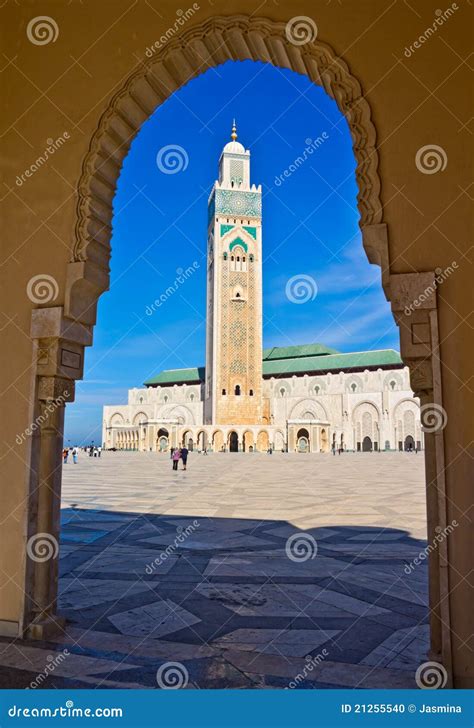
[0,451,430,689]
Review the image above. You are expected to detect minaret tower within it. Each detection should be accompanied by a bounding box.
[204,122,263,425]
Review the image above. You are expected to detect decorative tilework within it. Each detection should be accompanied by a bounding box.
[214,189,262,218]
[243,226,257,239]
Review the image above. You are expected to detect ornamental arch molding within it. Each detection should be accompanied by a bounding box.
[25,13,453,687]
[65,14,383,324]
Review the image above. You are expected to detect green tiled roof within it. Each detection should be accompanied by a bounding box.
[144,367,204,386]
[263,349,403,377]
[262,343,339,360]
[144,349,403,387]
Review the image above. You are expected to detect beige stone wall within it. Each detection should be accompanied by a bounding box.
[1,0,472,685]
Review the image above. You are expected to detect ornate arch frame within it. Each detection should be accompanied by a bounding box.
[26,13,451,684]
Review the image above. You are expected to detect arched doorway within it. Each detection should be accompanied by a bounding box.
[362,436,372,452]
[16,15,457,686]
[212,430,224,452]
[157,428,169,452]
[243,431,254,452]
[297,428,310,453]
[228,431,238,452]
[320,428,329,453]
[405,435,415,452]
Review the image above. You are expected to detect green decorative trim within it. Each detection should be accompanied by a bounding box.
[229,237,248,252]
[214,188,262,219]
[243,226,257,239]
[220,224,235,236]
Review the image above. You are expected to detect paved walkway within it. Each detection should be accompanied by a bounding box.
[0,452,429,689]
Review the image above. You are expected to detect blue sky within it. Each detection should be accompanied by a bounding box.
[64,61,399,445]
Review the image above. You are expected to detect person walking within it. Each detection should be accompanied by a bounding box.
[97,446,102,458]
[72,447,78,464]
[180,446,189,471]
[172,448,181,471]
[63,448,68,464]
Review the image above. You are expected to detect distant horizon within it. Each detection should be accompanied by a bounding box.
[64,60,400,444]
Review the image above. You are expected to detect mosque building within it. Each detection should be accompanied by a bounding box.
[102,124,422,454]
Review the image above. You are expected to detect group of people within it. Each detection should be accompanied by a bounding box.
[62,445,102,464]
[170,446,189,471]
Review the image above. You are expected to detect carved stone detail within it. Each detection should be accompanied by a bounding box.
[72,15,382,293]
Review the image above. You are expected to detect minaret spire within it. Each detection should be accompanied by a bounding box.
[231,119,237,141]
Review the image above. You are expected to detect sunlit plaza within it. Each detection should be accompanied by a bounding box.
[0,451,429,689]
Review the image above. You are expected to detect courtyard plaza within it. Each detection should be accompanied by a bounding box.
[0,452,429,689]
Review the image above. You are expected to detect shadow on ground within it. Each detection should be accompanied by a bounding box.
[0,508,429,689]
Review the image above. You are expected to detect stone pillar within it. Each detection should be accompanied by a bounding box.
[390,273,453,684]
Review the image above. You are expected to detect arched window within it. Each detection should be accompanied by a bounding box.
[139,396,143,403]
[249,389,254,396]
[164,394,169,403]
[249,254,254,262]
[235,385,241,396]
[190,393,195,402]
[280,387,286,398]
[223,252,227,261]
[390,380,396,390]
[235,291,241,298]
[351,383,357,393]
[222,388,226,395]
[314,386,320,395]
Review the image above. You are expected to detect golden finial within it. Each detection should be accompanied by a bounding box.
[231,119,237,141]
